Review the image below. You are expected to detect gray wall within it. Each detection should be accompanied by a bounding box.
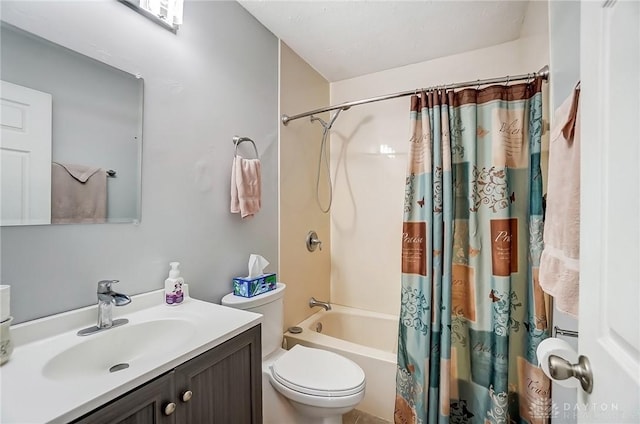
[550,1,581,111]
[1,23,142,222]
[0,0,279,324]
[549,1,580,422]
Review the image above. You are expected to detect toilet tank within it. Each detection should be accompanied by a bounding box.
[221,283,286,358]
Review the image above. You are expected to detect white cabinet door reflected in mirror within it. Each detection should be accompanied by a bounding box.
[1,81,52,226]
[0,22,143,226]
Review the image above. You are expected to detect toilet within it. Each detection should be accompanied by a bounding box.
[222,283,365,424]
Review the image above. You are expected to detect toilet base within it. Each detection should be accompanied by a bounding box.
[287,398,348,424]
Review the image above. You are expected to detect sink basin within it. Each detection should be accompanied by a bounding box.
[43,319,196,381]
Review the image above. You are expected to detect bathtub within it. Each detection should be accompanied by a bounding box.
[284,305,398,422]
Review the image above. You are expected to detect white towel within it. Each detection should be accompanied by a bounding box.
[539,84,581,318]
[230,156,261,219]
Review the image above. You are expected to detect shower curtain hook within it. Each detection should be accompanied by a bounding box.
[476,79,481,90]
[504,75,510,86]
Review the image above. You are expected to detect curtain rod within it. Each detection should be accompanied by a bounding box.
[281,65,549,126]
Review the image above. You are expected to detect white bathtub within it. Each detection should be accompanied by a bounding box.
[284,305,398,422]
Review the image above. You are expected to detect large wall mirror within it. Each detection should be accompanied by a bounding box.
[0,22,143,226]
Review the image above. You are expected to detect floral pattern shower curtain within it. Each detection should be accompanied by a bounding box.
[396,78,550,424]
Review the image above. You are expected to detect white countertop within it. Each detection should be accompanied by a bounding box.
[0,288,262,424]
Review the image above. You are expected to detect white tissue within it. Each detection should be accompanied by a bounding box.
[536,337,580,388]
[248,254,269,278]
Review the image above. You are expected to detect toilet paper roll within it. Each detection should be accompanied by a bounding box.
[0,286,9,323]
[536,337,579,388]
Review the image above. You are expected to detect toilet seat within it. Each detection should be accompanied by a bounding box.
[270,345,365,398]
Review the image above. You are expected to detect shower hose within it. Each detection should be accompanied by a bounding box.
[310,108,343,213]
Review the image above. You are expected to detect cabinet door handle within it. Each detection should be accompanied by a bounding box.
[182,390,193,402]
[163,402,177,416]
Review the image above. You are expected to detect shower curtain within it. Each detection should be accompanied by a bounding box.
[396,78,550,424]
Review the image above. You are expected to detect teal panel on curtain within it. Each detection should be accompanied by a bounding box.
[396,79,549,424]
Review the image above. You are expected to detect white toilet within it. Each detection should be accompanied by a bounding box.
[222,283,365,424]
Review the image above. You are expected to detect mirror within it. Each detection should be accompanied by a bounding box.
[0,22,143,226]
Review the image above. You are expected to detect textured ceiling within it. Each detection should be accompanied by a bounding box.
[238,1,530,82]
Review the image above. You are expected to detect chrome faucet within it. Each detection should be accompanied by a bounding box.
[309,297,332,311]
[97,280,131,328]
[78,280,131,336]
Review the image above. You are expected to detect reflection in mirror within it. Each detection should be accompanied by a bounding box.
[0,22,143,226]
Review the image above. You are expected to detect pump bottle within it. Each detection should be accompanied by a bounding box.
[165,262,184,305]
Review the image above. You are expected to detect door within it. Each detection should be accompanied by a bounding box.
[0,80,52,226]
[579,1,640,422]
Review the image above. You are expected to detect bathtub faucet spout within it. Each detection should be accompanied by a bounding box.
[309,297,332,311]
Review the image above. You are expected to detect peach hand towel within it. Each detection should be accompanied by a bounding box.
[539,84,581,318]
[230,156,261,218]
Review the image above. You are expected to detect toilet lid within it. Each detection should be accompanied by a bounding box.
[271,345,365,397]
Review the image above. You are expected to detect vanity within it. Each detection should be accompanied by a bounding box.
[0,289,263,423]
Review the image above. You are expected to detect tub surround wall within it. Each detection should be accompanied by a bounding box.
[328,1,550,316]
[0,1,278,323]
[279,42,331,329]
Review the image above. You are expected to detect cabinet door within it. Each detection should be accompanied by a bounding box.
[73,372,176,424]
[175,325,262,424]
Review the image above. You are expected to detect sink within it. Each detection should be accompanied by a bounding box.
[2,289,263,424]
[43,319,196,381]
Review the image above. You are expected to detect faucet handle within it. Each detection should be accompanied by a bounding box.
[306,231,323,252]
[97,280,120,293]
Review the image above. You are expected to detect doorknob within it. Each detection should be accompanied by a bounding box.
[548,354,594,394]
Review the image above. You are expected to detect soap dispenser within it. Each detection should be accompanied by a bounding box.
[165,262,184,305]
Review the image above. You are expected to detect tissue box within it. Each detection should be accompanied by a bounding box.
[233,273,277,298]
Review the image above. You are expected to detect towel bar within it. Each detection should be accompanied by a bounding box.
[554,326,579,338]
[232,136,259,159]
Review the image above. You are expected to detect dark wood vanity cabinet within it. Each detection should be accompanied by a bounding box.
[73,371,176,424]
[73,325,262,424]
[175,325,262,424]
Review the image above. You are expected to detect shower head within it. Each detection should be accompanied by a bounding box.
[310,107,343,131]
